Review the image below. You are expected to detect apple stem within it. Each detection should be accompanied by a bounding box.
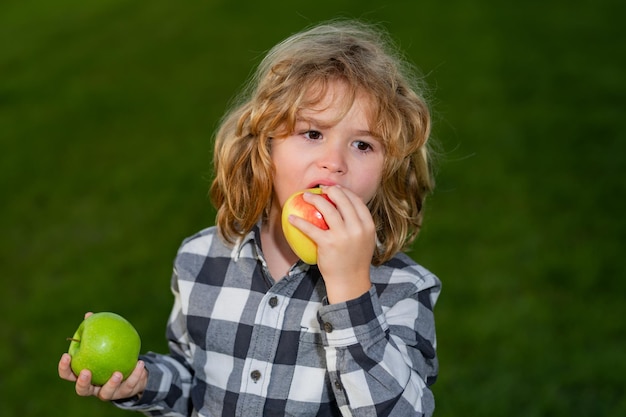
[66,337,80,343]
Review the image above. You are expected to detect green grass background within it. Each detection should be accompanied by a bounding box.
[2,0,624,415]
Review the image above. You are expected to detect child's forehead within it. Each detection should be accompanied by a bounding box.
[296,80,377,121]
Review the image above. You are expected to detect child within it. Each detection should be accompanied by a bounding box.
[59,19,441,416]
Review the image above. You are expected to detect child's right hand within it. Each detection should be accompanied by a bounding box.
[58,353,148,401]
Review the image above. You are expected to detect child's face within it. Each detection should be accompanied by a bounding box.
[270,81,385,211]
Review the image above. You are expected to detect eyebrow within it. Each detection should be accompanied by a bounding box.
[295,117,378,139]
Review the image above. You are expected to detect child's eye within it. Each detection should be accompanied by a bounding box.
[303,130,323,140]
[354,140,373,152]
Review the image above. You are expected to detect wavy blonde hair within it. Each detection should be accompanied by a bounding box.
[210,20,434,265]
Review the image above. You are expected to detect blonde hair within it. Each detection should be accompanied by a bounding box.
[210,20,434,265]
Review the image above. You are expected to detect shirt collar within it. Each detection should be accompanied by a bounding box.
[231,221,312,276]
[232,223,262,263]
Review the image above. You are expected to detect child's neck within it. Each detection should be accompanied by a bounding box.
[260,209,299,281]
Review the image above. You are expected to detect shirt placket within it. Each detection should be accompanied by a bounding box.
[236,290,289,416]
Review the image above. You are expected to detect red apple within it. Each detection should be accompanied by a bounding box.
[281,188,332,264]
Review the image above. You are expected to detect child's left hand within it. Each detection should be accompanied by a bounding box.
[58,352,147,401]
[294,185,375,303]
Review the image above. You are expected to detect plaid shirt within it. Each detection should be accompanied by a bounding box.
[116,225,440,416]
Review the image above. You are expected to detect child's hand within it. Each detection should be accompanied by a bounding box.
[58,353,147,401]
[294,185,375,303]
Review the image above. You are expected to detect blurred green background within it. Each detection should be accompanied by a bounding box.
[2,0,624,415]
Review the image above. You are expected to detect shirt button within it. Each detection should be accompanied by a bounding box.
[250,370,261,382]
[269,296,278,308]
[334,380,343,390]
[323,321,333,333]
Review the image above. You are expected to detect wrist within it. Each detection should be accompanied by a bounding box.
[325,275,371,304]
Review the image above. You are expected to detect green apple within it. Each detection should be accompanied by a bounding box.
[281,188,333,264]
[67,312,141,386]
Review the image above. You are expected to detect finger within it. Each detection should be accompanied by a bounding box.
[342,187,376,227]
[288,213,324,241]
[58,353,77,381]
[125,360,146,386]
[75,369,97,397]
[318,186,360,228]
[302,189,345,228]
[98,360,146,401]
[97,371,124,401]
[329,187,375,237]
[120,361,147,396]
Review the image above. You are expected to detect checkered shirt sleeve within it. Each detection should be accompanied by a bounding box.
[114,226,440,416]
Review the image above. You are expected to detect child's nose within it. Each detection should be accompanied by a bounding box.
[318,144,347,173]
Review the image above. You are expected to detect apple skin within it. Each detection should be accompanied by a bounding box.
[281,188,333,265]
[68,312,141,386]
